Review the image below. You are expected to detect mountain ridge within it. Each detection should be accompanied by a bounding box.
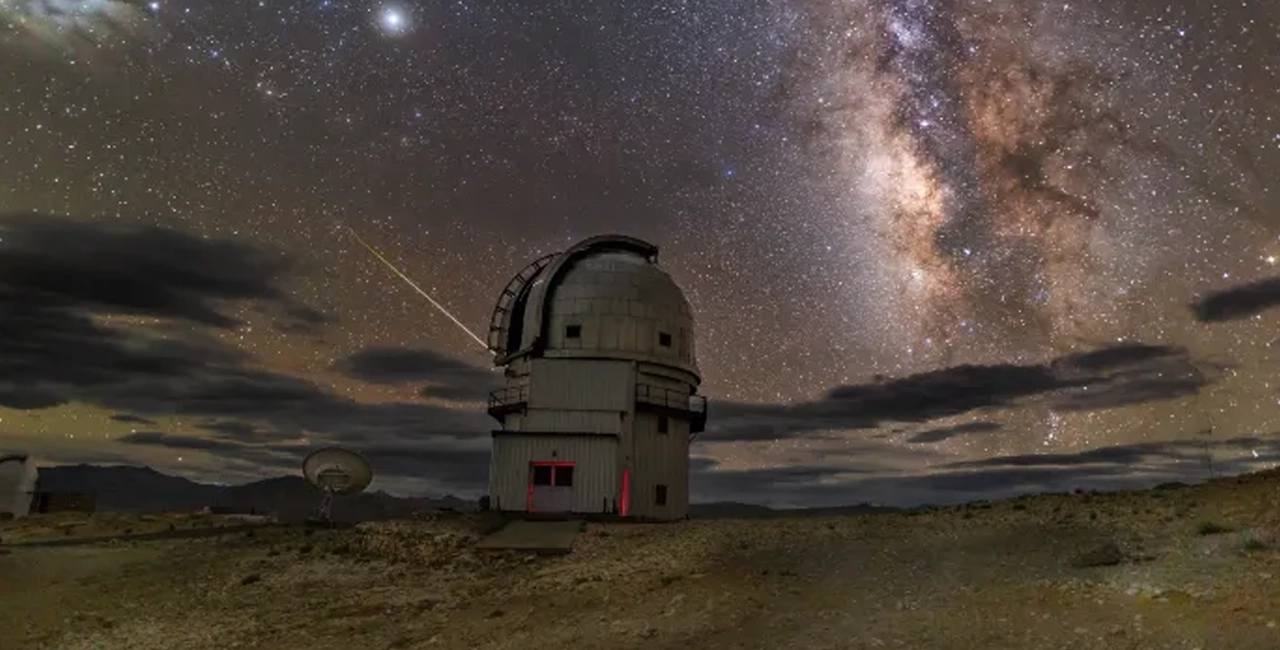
[33,464,905,520]
[35,464,470,523]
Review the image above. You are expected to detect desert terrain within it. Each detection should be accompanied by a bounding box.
[3,471,1280,650]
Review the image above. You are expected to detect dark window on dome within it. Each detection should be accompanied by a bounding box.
[657,415,669,434]
[658,331,672,347]
[655,484,668,506]
[565,324,581,339]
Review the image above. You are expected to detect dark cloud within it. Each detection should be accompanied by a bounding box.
[200,420,261,437]
[0,303,238,398]
[689,456,720,473]
[0,213,296,328]
[89,362,490,448]
[0,214,308,399]
[119,431,245,453]
[75,343,493,485]
[117,432,489,490]
[691,459,1126,508]
[1051,369,1208,413]
[692,437,1280,508]
[273,303,336,334]
[110,413,156,425]
[0,215,491,486]
[116,431,315,479]
[1055,343,1185,372]
[283,304,331,325]
[907,421,1002,444]
[1049,343,1215,413]
[194,420,302,445]
[1191,276,1280,322]
[704,343,1210,442]
[335,346,498,401]
[0,385,67,410]
[945,437,1274,470]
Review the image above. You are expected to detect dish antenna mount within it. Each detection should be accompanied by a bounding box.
[302,447,373,522]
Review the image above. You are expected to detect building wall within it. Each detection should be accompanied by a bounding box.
[488,434,619,514]
[489,357,695,520]
[0,457,37,518]
[512,410,625,435]
[501,358,632,434]
[636,366,696,391]
[629,411,690,520]
[528,358,633,412]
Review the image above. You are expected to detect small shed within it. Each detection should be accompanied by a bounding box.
[0,454,38,519]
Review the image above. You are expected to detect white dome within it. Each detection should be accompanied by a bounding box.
[489,235,698,379]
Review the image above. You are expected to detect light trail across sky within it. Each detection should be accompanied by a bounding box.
[346,226,489,351]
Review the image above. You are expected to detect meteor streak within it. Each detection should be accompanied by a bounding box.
[346,227,488,350]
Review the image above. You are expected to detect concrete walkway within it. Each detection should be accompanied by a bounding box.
[475,519,583,554]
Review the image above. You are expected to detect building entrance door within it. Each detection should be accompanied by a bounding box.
[527,461,575,513]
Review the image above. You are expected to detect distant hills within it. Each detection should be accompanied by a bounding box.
[34,465,896,522]
[689,501,899,518]
[36,464,472,523]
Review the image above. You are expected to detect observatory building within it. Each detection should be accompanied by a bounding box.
[485,235,705,520]
[0,454,38,519]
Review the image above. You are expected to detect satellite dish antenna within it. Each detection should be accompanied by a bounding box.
[302,447,373,522]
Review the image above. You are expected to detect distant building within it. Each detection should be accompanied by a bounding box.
[485,235,706,520]
[0,454,38,519]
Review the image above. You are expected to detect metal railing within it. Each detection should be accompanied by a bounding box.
[636,383,708,433]
[487,385,529,414]
[635,383,702,411]
[488,382,707,432]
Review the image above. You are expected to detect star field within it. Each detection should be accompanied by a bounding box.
[1,0,1278,503]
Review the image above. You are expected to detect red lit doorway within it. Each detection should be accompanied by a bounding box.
[526,461,574,513]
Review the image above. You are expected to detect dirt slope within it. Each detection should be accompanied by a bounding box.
[3,471,1280,649]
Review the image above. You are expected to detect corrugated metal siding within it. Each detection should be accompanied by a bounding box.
[522,409,624,434]
[488,434,619,514]
[636,370,688,391]
[636,362,699,387]
[629,412,689,520]
[529,359,632,412]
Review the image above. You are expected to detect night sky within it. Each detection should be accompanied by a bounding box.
[2,0,1279,506]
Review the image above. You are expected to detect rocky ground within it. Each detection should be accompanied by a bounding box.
[0,511,269,544]
[3,471,1280,649]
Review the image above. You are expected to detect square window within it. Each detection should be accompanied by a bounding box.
[655,484,668,506]
[657,415,669,434]
[532,465,552,486]
[658,331,672,347]
[565,324,582,339]
[554,465,574,487]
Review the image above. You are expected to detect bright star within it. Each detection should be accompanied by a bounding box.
[378,6,411,35]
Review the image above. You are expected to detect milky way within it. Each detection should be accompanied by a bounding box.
[805,1,1277,372]
[0,0,151,51]
[1,1,1278,503]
